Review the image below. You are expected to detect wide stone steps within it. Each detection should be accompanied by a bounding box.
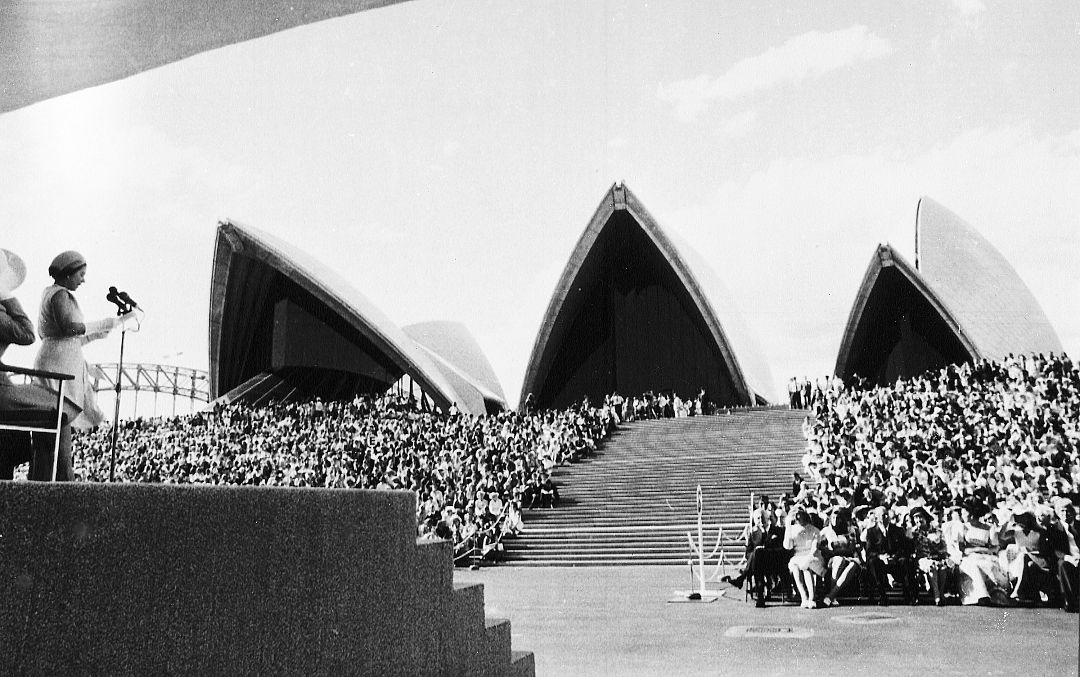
[503,409,806,566]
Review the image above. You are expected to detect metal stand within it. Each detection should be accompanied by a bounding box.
[670,485,724,602]
[108,323,127,482]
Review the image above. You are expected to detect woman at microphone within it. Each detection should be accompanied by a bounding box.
[33,250,129,430]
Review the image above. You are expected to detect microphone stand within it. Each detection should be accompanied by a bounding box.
[108,305,132,482]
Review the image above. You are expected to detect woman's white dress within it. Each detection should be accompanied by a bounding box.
[784,523,826,576]
[33,284,113,429]
[957,523,1009,605]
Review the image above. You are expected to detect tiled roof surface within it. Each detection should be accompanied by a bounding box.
[916,198,1062,360]
[403,321,507,408]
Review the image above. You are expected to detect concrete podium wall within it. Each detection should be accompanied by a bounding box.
[0,482,526,676]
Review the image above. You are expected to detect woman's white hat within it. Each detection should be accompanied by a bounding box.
[0,248,27,297]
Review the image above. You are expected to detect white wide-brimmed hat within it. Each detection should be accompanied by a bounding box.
[0,248,27,297]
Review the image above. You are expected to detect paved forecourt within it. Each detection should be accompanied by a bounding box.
[457,565,1079,676]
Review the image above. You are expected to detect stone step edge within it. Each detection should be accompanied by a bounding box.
[515,523,746,533]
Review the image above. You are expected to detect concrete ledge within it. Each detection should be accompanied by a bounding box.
[482,618,513,677]
[0,482,439,675]
[510,650,536,677]
[450,581,488,674]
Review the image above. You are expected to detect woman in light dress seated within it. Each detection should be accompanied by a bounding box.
[955,499,1012,606]
[908,506,955,605]
[784,506,826,609]
[818,506,860,607]
[1001,509,1057,605]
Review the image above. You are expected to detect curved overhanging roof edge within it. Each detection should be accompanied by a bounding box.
[518,187,617,407]
[402,320,507,405]
[833,243,980,377]
[208,219,474,413]
[519,182,761,407]
[414,343,506,410]
[1,0,413,114]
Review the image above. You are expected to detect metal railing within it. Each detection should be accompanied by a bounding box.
[0,363,74,481]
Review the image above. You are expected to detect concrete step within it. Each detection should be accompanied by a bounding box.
[510,650,536,677]
[510,411,807,566]
[482,617,512,677]
[499,556,741,566]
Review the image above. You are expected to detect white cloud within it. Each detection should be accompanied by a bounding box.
[951,0,986,17]
[932,0,986,50]
[442,139,462,156]
[658,25,893,121]
[664,125,1080,400]
[715,110,758,139]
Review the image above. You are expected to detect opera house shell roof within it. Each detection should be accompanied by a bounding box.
[520,183,771,410]
[209,219,503,415]
[835,197,1062,385]
[404,321,508,414]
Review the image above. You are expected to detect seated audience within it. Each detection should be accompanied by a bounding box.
[724,506,787,608]
[957,499,1012,606]
[1002,510,1057,605]
[1049,497,1080,612]
[796,352,1078,611]
[863,505,917,605]
[908,506,955,606]
[818,506,860,607]
[72,393,616,563]
[784,506,826,609]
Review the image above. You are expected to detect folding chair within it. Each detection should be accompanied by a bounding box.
[0,364,74,481]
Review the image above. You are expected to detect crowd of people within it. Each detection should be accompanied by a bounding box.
[72,394,616,562]
[730,353,1079,611]
[787,375,844,410]
[603,389,713,421]
[524,389,713,422]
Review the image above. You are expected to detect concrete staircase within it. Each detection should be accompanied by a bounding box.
[449,577,534,676]
[0,482,534,676]
[504,408,807,566]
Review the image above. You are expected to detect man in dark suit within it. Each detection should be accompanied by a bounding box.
[1049,498,1080,612]
[863,506,917,605]
[724,507,789,607]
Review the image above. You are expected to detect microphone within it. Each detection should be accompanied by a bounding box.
[106,286,137,313]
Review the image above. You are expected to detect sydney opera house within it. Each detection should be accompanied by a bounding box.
[834,197,1062,386]
[207,184,776,415]
[206,185,1060,413]
[209,220,507,415]
[519,184,771,410]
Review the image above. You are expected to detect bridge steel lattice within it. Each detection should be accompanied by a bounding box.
[89,363,210,418]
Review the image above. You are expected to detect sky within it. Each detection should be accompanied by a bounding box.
[1,0,1077,407]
